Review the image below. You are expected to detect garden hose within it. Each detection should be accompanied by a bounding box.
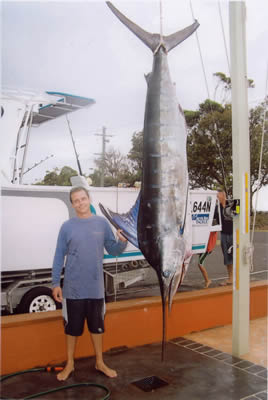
[0,367,111,400]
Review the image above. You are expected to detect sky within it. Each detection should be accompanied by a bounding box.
[1,0,268,209]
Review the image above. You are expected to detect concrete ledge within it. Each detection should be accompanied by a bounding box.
[1,281,267,375]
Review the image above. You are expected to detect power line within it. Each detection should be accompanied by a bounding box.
[189,0,230,196]
[218,1,230,75]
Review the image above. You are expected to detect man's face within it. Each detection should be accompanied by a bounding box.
[71,190,90,216]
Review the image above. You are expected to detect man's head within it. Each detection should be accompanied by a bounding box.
[69,186,89,203]
[69,186,91,217]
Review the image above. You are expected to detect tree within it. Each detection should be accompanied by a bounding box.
[213,72,254,104]
[249,99,268,198]
[185,100,233,196]
[185,97,268,205]
[122,92,267,205]
[35,166,78,186]
[90,147,134,187]
[187,72,267,205]
[127,131,143,183]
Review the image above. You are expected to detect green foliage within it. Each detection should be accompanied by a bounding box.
[36,73,266,197]
[214,72,231,89]
[186,97,268,202]
[35,166,78,186]
[127,131,143,183]
[213,72,255,104]
[249,99,268,193]
[186,101,232,195]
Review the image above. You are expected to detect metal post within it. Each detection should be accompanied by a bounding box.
[19,106,34,184]
[229,1,250,356]
[12,105,33,184]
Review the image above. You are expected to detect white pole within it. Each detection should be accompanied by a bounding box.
[229,1,250,356]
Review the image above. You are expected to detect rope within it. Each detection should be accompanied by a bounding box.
[189,0,210,99]
[159,0,163,41]
[218,1,230,75]
[114,185,119,302]
[189,0,229,196]
[250,62,268,270]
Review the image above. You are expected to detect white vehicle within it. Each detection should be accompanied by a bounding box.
[1,90,221,314]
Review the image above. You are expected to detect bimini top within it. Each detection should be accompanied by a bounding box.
[30,91,96,126]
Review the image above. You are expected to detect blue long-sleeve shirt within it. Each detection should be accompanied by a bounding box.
[52,216,127,299]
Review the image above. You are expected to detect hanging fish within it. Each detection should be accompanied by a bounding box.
[100,2,199,360]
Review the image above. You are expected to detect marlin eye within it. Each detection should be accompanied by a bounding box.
[162,270,171,278]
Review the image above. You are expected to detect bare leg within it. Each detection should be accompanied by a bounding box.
[57,335,77,381]
[198,264,212,288]
[91,333,117,378]
[226,264,233,284]
[220,264,233,285]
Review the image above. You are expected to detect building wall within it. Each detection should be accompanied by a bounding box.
[1,281,267,375]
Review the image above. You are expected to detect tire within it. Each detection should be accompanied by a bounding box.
[18,286,62,314]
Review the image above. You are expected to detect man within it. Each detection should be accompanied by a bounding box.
[217,191,233,285]
[52,186,127,381]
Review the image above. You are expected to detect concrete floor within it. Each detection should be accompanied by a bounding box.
[1,318,267,400]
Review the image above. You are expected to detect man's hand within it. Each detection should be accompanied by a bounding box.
[52,286,63,303]
[116,229,127,242]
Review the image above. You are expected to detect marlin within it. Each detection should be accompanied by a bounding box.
[100,2,199,360]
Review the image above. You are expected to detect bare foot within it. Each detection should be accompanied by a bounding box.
[220,280,232,286]
[95,361,117,378]
[57,363,74,381]
[205,280,212,288]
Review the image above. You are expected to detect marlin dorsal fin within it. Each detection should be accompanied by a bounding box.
[106,2,199,53]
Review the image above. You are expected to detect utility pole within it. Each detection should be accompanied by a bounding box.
[94,126,113,187]
[229,1,250,356]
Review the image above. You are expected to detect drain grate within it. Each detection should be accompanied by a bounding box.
[132,376,169,392]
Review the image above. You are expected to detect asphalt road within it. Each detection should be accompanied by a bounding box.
[110,231,268,301]
[182,231,268,290]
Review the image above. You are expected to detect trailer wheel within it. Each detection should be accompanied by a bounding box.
[19,286,62,314]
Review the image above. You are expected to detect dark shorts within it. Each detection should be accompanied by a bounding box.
[62,298,105,336]
[198,252,210,266]
[221,232,233,265]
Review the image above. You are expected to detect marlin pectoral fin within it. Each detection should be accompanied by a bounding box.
[168,265,185,312]
[179,188,190,235]
[99,193,140,248]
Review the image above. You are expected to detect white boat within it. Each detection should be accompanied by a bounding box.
[0,89,221,314]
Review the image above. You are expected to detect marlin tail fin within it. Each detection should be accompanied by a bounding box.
[106,2,199,53]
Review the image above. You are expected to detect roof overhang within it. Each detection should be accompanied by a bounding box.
[30,91,95,126]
